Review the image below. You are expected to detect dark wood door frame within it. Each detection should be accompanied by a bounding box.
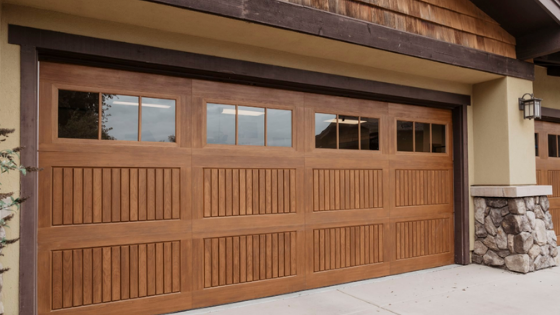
[8,24,469,315]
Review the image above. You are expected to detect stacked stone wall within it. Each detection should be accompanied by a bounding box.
[472,196,558,273]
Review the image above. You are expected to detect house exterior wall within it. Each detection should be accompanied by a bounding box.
[0,2,539,314]
[534,66,560,110]
[0,1,23,314]
[472,77,535,186]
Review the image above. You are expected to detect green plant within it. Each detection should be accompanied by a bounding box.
[0,127,39,272]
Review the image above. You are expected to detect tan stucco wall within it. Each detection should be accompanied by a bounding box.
[534,65,560,110]
[0,1,23,314]
[1,2,524,313]
[472,77,536,186]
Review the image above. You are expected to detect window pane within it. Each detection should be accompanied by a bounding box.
[431,124,446,153]
[397,120,413,152]
[238,106,265,146]
[267,109,292,147]
[207,103,236,145]
[549,134,557,157]
[315,113,337,149]
[141,97,176,142]
[415,122,431,152]
[360,117,379,151]
[338,115,360,150]
[535,133,539,156]
[102,94,139,141]
[58,90,99,139]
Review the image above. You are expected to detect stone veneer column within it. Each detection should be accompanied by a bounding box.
[471,186,558,273]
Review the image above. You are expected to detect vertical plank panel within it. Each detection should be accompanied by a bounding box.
[265,169,272,214]
[219,237,226,286]
[102,247,112,302]
[139,169,147,221]
[259,234,266,279]
[138,244,147,297]
[155,169,164,220]
[211,239,219,287]
[83,168,93,224]
[156,242,164,294]
[172,241,180,292]
[63,168,73,225]
[240,169,247,216]
[278,170,284,213]
[233,236,240,283]
[73,169,83,224]
[130,169,138,221]
[92,248,102,303]
[121,169,130,222]
[233,169,240,216]
[204,169,211,217]
[72,249,83,306]
[147,169,156,221]
[111,246,121,301]
[130,245,139,298]
[172,169,181,219]
[259,170,266,215]
[279,233,285,277]
[218,169,226,216]
[240,236,247,282]
[111,168,121,222]
[93,168,103,223]
[226,169,233,216]
[247,236,253,282]
[226,237,233,284]
[272,170,278,214]
[147,243,156,296]
[52,251,63,309]
[204,239,212,288]
[291,231,297,274]
[266,234,272,279]
[164,169,172,219]
[121,246,130,300]
[83,248,93,305]
[290,170,296,213]
[52,168,63,225]
[284,170,290,213]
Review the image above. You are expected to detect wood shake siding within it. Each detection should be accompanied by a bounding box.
[281,0,516,58]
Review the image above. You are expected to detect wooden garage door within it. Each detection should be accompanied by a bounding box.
[535,121,560,238]
[37,63,454,315]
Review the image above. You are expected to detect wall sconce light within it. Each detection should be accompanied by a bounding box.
[519,93,542,120]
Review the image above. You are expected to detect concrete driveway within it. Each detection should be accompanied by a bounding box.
[173,263,560,315]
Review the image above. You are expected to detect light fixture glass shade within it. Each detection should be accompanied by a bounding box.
[519,94,542,120]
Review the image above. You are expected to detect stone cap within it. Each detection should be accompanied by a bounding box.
[471,185,552,198]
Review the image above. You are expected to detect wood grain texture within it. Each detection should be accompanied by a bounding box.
[313,169,382,211]
[313,224,383,272]
[281,0,516,58]
[204,168,296,217]
[395,170,450,206]
[203,232,297,287]
[50,241,181,310]
[396,218,451,260]
[51,167,180,225]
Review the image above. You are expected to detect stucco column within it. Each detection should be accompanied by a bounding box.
[473,77,536,186]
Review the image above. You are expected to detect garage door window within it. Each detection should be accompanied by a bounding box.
[397,120,446,153]
[549,134,558,157]
[207,103,292,147]
[58,89,176,142]
[315,113,379,150]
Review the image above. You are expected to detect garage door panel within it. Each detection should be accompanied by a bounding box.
[390,252,455,275]
[389,103,452,121]
[311,169,384,211]
[38,222,189,250]
[306,209,389,227]
[39,239,192,314]
[394,169,452,207]
[311,223,385,272]
[394,217,453,260]
[38,64,457,314]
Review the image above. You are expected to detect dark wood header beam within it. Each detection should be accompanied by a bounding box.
[539,107,560,123]
[144,0,534,80]
[8,25,470,107]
